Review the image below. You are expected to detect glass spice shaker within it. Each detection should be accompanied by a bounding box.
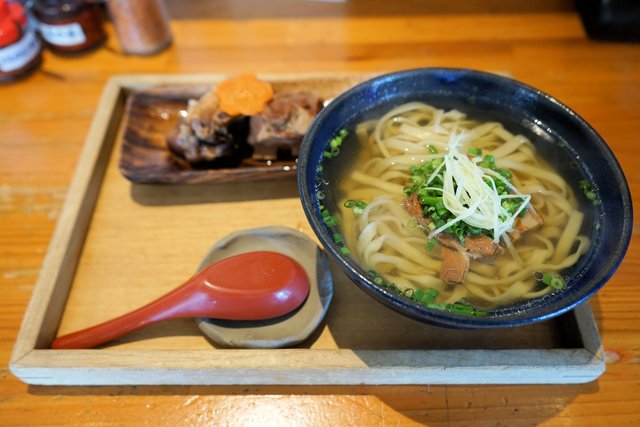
[107,0,172,55]
[0,0,43,83]
[32,0,106,54]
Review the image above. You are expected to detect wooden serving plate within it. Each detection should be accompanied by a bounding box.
[9,74,605,386]
[119,76,367,184]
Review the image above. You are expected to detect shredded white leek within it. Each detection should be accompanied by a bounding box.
[427,132,532,242]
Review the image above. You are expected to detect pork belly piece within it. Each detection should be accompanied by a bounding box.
[463,235,503,258]
[402,195,502,284]
[167,90,246,164]
[247,92,323,160]
[437,235,503,260]
[402,194,432,229]
[440,246,470,284]
[436,235,502,284]
[509,207,544,243]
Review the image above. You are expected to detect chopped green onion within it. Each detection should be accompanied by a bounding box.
[497,168,512,180]
[578,179,600,206]
[402,148,522,244]
[535,271,566,290]
[323,216,338,226]
[323,129,348,159]
[467,147,482,156]
[431,157,444,168]
[366,270,486,316]
[479,154,495,169]
[409,175,424,185]
[423,288,439,304]
[420,196,440,206]
[425,238,437,252]
[344,199,367,216]
[320,205,339,227]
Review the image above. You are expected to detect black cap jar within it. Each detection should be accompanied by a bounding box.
[0,0,43,83]
[32,0,106,54]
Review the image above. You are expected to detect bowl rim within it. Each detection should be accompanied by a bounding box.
[298,67,633,328]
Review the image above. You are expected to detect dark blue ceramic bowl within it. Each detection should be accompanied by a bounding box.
[298,68,633,328]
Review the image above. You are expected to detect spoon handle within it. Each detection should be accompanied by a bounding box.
[51,282,205,349]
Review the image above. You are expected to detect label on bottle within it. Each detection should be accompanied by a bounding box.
[38,22,87,47]
[0,30,41,73]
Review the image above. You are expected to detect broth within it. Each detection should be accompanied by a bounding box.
[319,102,595,313]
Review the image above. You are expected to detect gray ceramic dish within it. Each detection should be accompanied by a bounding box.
[195,226,333,348]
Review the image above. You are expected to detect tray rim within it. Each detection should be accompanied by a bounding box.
[9,73,605,386]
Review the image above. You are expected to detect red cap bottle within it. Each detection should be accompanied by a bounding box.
[0,0,43,83]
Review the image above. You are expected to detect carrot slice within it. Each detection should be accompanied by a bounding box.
[215,74,274,116]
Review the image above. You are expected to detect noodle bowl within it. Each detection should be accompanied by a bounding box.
[298,68,631,328]
[336,102,590,310]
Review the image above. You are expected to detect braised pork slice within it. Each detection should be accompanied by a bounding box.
[186,90,235,141]
[435,235,502,284]
[248,92,323,160]
[168,90,245,164]
[402,195,503,284]
[509,207,544,242]
[437,235,503,260]
[402,194,431,229]
[440,246,470,284]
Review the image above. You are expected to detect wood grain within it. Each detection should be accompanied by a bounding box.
[1,6,640,427]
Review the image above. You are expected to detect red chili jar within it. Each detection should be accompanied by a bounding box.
[32,0,106,54]
[0,0,43,83]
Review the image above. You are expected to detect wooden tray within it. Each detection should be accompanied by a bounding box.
[9,74,605,386]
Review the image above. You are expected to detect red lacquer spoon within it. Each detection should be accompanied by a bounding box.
[51,251,310,349]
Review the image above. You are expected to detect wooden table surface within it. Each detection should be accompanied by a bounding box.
[1,2,639,426]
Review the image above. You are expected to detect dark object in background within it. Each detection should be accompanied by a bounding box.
[0,0,43,83]
[575,0,640,41]
[32,0,106,54]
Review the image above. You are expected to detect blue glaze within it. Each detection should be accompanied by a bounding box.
[298,68,633,329]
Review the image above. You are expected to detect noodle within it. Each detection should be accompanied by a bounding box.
[336,102,590,309]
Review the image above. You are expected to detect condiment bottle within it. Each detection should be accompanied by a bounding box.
[32,0,106,54]
[0,0,43,83]
[107,0,172,55]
